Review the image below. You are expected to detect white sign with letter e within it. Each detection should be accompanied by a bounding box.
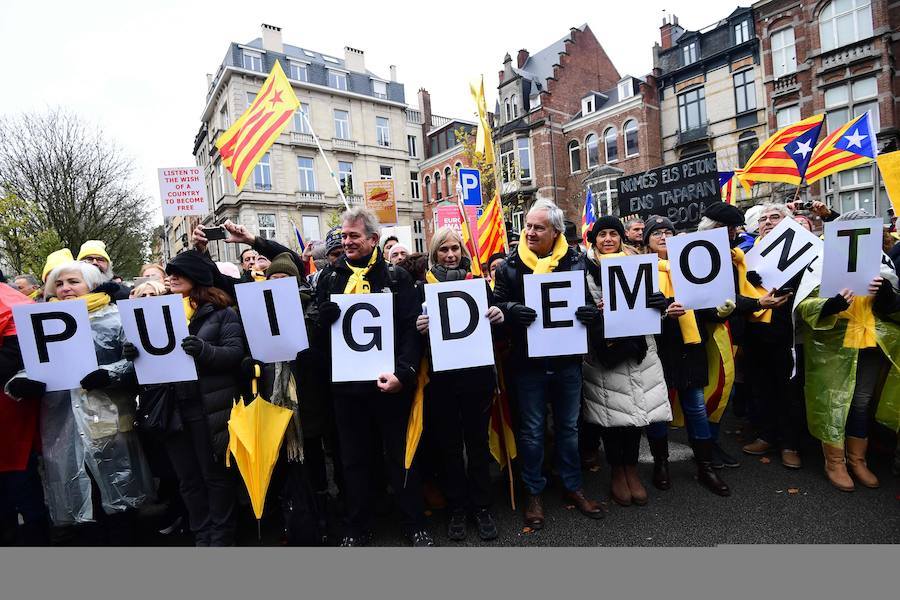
[330,293,395,382]
[159,167,209,216]
[523,271,588,358]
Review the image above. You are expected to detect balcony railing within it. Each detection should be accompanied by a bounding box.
[820,40,877,72]
[773,73,799,97]
[345,194,364,204]
[296,191,324,203]
[332,138,359,152]
[290,132,316,146]
[406,109,423,124]
[676,124,710,146]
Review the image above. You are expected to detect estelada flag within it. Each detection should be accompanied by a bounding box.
[737,114,825,193]
[476,192,507,265]
[718,171,736,205]
[216,61,299,191]
[581,187,596,246]
[457,198,483,276]
[805,111,877,185]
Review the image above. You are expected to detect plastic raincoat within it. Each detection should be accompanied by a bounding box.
[796,259,900,445]
[7,303,153,525]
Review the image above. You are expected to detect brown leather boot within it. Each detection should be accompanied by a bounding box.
[648,436,671,490]
[562,489,604,519]
[523,494,544,529]
[623,464,648,505]
[692,439,731,497]
[845,437,880,488]
[822,442,854,492]
[610,465,632,506]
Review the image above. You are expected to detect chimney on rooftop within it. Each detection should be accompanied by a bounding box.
[659,14,680,50]
[344,46,365,72]
[389,65,397,82]
[517,49,529,68]
[261,23,283,53]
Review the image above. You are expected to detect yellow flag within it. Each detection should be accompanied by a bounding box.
[216,61,299,191]
[469,76,495,165]
[876,150,900,217]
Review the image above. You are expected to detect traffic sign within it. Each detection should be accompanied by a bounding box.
[458,168,482,206]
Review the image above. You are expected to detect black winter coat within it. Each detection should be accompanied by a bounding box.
[176,303,246,456]
[313,251,423,397]
[492,246,592,371]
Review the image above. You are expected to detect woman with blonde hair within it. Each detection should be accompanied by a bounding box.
[129,279,166,299]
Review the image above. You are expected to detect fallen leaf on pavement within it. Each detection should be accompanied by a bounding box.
[564,504,575,510]
[424,510,432,517]
[522,527,533,534]
[760,457,771,464]
[788,488,799,495]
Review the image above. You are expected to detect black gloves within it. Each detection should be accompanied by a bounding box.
[7,377,46,399]
[181,335,208,358]
[647,292,668,313]
[241,357,264,380]
[575,304,600,326]
[318,301,341,326]
[80,368,112,391]
[746,270,763,287]
[509,303,537,327]
[122,342,139,361]
[92,281,121,302]
[820,293,851,318]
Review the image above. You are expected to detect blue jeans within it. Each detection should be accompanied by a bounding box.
[514,361,583,495]
[845,349,886,438]
[645,388,711,441]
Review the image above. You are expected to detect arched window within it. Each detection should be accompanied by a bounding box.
[434,171,442,200]
[604,127,618,163]
[504,99,511,122]
[445,166,452,197]
[819,0,872,52]
[511,94,518,119]
[423,176,431,203]
[568,140,581,173]
[623,120,639,157]
[737,131,759,169]
[585,134,599,169]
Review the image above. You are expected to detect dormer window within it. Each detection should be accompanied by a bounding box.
[734,20,750,44]
[242,50,262,72]
[582,96,595,115]
[618,79,634,100]
[373,80,387,99]
[682,42,697,66]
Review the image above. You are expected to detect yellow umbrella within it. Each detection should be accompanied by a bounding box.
[226,390,293,521]
[403,356,430,485]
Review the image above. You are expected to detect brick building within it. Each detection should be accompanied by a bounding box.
[493,25,662,226]
[753,0,899,221]
[653,7,769,207]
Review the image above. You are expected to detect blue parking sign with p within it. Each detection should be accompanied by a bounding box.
[458,168,482,206]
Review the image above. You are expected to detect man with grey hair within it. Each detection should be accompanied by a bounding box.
[312,207,431,547]
[493,198,604,529]
[13,274,42,301]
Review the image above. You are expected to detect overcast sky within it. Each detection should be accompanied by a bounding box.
[1,0,734,224]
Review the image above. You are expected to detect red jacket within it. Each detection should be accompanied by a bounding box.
[0,285,39,472]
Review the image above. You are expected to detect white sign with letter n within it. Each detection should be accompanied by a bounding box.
[744,218,822,291]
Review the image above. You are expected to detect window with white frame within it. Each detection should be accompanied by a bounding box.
[301,215,320,243]
[734,20,750,44]
[373,80,388,99]
[500,141,515,183]
[512,210,524,233]
[413,219,425,253]
[582,96,595,115]
[217,161,227,198]
[517,138,531,180]
[294,103,311,134]
[776,105,801,128]
[824,77,879,134]
[444,167,452,197]
[568,140,582,173]
[334,109,350,139]
[678,87,706,131]
[618,80,634,100]
[338,161,353,194]
[380,166,393,180]
[586,134,599,169]
[511,94,518,119]
[289,61,308,82]
[410,171,420,200]
[819,0,873,52]
[771,28,797,77]
[604,127,618,163]
[407,135,418,157]
[682,42,697,65]
[733,70,756,114]
[258,213,276,239]
[328,70,348,90]
[219,104,229,129]
[242,50,262,71]
[593,179,618,217]
[824,165,875,215]
[297,157,315,192]
[253,152,272,191]
[246,91,257,108]
[376,117,391,147]
[624,120,639,157]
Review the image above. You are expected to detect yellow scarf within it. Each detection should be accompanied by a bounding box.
[182,296,196,324]
[731,248,772,324]
[28,290,42,301]
[343,250,380,294]
[657,260,702,344]
[517,230,569,274]
[425,271,440,284]
[49,292,111,313]
[838,295,877,349]
[252,271,267,282]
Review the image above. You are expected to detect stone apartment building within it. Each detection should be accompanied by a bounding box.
[753,0,899,221]
[181,24,426,263]
[493,24,663,226]
[653,7,769,207]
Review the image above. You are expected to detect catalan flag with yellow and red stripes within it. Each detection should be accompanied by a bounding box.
[805,111,877,185]
[476,192,508,266]
[737,114,825,193]
[216,61,299,191]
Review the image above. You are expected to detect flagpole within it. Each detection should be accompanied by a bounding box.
[300,110,350,211]
[457,181,483,267]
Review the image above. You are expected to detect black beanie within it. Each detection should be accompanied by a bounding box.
[266,252,300,281]
[643,215,676,245]
[166,250,215,287]
[703,202,745,227]
[587,215,625,244]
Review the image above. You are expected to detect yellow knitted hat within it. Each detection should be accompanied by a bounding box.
[41,248,74,282]
[76,240,111,262]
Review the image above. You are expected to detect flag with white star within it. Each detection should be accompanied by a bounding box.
[737,114,825,193]
[805,111,877,184]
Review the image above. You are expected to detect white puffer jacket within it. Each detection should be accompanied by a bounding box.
[581,248,671,428]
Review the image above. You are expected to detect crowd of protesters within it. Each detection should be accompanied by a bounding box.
[1,199,898,547]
